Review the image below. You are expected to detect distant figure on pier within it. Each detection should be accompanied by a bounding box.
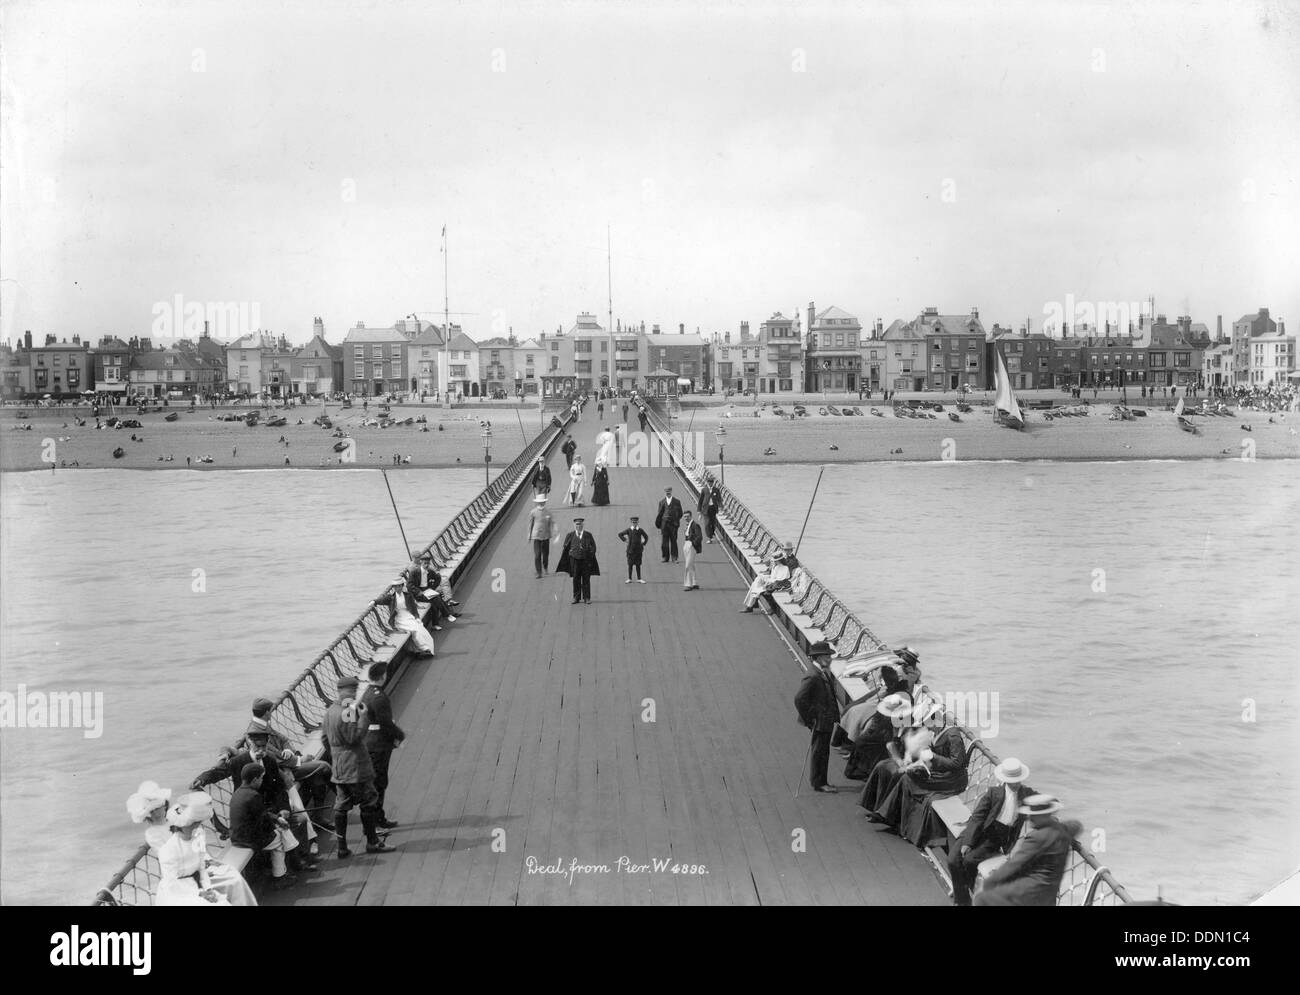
[622,401,629,423]
[948,758,1035,907]
[531,455,551,497]
[557,516,599,604]
[591,460,610,506]
[594,425,615,466]
[565,455,586,507]
[698,475,719,543]
[654,486,683,562]
[794,641,840,793]
[528,494,556,578]
[617,515,649,583]
[410,554,457,629]
[561,434,577,468]
[324,675,395,859]
[681,510,703,590]
[973,795,1081,907]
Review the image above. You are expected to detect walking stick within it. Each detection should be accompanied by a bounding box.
[794,735,813,798]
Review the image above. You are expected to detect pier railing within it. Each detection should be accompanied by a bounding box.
[93,410,575,906]
[640,400,1132,907]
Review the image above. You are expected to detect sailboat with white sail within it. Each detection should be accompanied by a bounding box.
[993,348,1025,430]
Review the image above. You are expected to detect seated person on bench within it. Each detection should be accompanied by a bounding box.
[739,549,791,614]
[844,688,912,781]
[228,763,310,890]
[409,552,458,628]
[240,698,332,812]
[973,794,1082,907]
[871,702,969,846]
[947,757,1035,906]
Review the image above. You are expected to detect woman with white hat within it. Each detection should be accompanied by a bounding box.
[843,689,912,781]
[858,698,935,821]
[126,780,174,852]
[876,703,970,846]
[154,792,256,907]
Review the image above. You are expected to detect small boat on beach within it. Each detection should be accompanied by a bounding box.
[870,408,883,417]
[266,416,287,427]
[1177,416,1200,434]
[332,439,352,453]
[957,403,973,413]
[993,350,1025,430]
[948,412,961,422]
[818,407,828,416]
[164,412,179,422]
[112,447,125,459]
[827,405,842,415]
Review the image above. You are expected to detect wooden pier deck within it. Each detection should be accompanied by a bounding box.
[283,415,946,906]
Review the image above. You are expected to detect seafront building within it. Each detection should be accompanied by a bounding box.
[3,302,1288,402]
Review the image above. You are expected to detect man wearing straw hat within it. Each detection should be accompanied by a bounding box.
[972,793,1082,907]
[948,757,1036,906]
[527,493,556,578]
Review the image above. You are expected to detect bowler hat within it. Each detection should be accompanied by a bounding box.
[808,640,833,658]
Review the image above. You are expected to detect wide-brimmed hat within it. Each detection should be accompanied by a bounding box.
[1018,793,1062,816]
[895,646,920,666]
[532,495,548,503]
[877,693,913,719]
[166,791,215,828]
[783,542,795,553]
[995,758,1031,784]
[808,640,833,659]
[126,781,172,823]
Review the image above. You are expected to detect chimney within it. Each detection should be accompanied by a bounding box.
[970,307,979,321]
[875,318,883,338]
[679,323,684,335]
[652,324,660,335]
[313,317,324,338]
[45,333,56,346]
[72,334,81,345]
[203,320,210,339]
[1260,307,1270,318]
[24,330,32,350]
[356,321,365,329]
[807,301,815,332]
[724,330,731,344]
[1216,315,1223,341]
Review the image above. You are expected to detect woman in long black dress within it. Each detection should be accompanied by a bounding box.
[590,461,610,506]
[873,704,969,844]
[844,689,911,780]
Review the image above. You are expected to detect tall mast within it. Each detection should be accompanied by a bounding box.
[442,225,449,401]
[607,225,614,389]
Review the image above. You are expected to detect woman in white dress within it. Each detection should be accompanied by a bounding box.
[127,779,174,853]
[154,791,257,907]
[565,455,586,507]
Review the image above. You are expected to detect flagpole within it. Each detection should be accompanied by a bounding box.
[442,225,449,405]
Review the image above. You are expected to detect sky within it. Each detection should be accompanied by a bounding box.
[2,0,1298,346]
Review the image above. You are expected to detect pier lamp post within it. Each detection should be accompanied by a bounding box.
[482,424,492,486]
[715,425,727,485]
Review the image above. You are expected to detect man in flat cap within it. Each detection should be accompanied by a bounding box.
[324,675,395,858]
[794,641,841,793]
[557,516,599,604]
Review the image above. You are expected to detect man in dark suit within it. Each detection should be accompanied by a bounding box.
[793,641,840,793]
[617,515,649,583]
[974,795,1081,907]
[654,486,683,562]
[561,435,577,468]
[228,763,306,888]
[948,757,1035,906]
[557,516,599,604]
[359,660,404,830]
[698,476,721,543]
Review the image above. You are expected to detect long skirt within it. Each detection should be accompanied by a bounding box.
[202,859,257,906]
[844,739,890,781]
[155,875,233,906]
[890,772,966,846]
[592,476,610,506]
[858,759,904,821]
[392,606,435,655]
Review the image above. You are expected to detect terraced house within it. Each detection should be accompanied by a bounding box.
[804,303,862,392]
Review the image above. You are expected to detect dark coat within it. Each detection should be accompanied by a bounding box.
[977,819,1077,906]
[191,749,290,811]
[617,526,650,562]
[684,521,703,553]
[561,438,577,457]
[958,782,1036,849]
[654,496,682,531]
[556,530,600,576]
[228,785,278,850]
[532,464,551,489]
[794,666,839,732]
[324,697,374,785]
[361,684,405,752]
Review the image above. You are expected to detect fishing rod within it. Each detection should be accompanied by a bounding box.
[515,406,528,446]
[381,469,413,561]
[793,466,825,557]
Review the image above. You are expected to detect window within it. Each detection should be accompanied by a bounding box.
[239,365,248,378]
[836,334,844,347]
[575,341,592,353]
[166,370,174,381]
[600,342,608,352]
[371,346,382,358]
[240,352,248,361]
[391,344,401,357]
[491,351,499,361]
[353,347,364,361]
[551,341,558,351]
[933,342,942,351]
[525,354,534,365]
[54,356,61,366]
